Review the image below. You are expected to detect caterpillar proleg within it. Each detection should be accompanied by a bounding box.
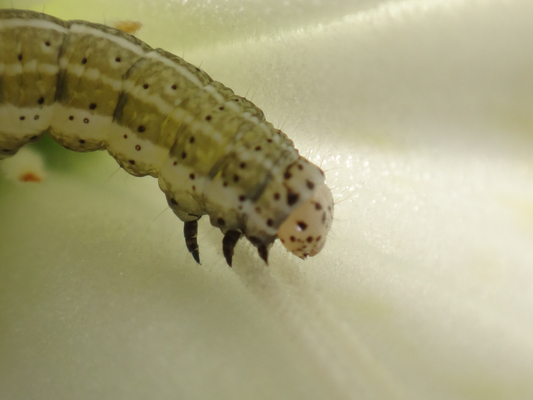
[0,9,334,266]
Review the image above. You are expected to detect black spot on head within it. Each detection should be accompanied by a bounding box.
[284,171,292,179]
[267,219,274,227]
[79,139,85,144]
[17,54,22,61]
[181,151,187,159]
[129,160,135,165]
[170,198,178,205]
[217,218,225,226]
[143,83,149,89]
[255,146,262,151]
[82,57,87,64]
[189,136,195,144]
[37,97,44,105]
[205,115,212,121]
[287,192,299,206]
[306,180,315,190]
[89,103,97,110]
[274,193,280,200]
[69,116,74,121]
[137,125,145,133]
[19,116,25,121]
[239,195,246,202]
[171,84,177,90]
[233,175,240,182]
[239,162,246,169]
[83,118,89,124]
[315,203,322,211]
[115,57,121,62]
[297,221,308,231]
[135,145,141,151]
[45,41,51,46]
[306,236,313,243]
[34,115,39,120]
[189,173,195,180]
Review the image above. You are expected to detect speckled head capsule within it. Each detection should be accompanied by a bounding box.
[0,9,334,267]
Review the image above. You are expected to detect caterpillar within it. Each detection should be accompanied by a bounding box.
[0,9,334,267]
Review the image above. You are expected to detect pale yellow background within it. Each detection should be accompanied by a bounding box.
[1,1,533,399]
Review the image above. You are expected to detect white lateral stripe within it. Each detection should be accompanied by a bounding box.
[0,17,69,34]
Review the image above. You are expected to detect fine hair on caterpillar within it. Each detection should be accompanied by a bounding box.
[0,9,334,267]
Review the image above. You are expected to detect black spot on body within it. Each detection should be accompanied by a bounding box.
[170,198,178,205]
[298,164,304,170]
[143,84,149,89]
[315,203,322,210]
[69,116,74,121]
[306,236,313,243]
[129,160,135,165]
[217,218,225,226]
[171,84,177,90]
[239,162,246,169]
[267,219,274,227]
[37,97,44,105]
[123,134,128,138]
[89,103,97,110]
[34,115,39,120]
[239,195,246,202]
[290,236,295,242]
[137,125,145,133]
[181,151,187,159]
[79,139,85,144]
[255,146,262,151]
[135,145,141,151]
[233,175,239,182]
[287,192,299,206]
[274,193,280,200]
[189,173,195,180]
[17,54,22,61]
[19,116,25,121]
[306,180,315,190]
[115,57,121,62]
[189,136,195,144]
[219,106,224,110]
[284,171,292,179]
[205,115,211,121]
[82,57,87,64]
[267,139,272,143]
[83,118,89,124]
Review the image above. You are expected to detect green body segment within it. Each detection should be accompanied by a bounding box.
[0,9,326,262]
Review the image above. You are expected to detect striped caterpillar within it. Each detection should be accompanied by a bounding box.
[0,9,334,267]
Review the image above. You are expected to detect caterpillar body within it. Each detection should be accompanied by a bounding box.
[0,9,334,267]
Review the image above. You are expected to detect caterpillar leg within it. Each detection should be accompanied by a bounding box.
[222,230,242,267]
[183,219,200,264]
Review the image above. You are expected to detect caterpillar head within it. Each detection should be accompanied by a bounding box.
[277,183,334,259]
